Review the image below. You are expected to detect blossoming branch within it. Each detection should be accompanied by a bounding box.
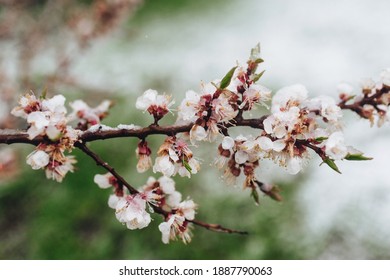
[1,44,389,244]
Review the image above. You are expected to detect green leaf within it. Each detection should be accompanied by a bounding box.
[250,188,260,206]
[220,66,237,89]
[321,158,342,174]
[251,70,265,83]
[314,136,328,143]
[183,160,192,173]
[40,87,47,99]
[345,153,373,161]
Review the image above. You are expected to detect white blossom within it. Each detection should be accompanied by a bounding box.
[241,84,271,109]
[94,173,113,189]
[153,155,176,177]
[189,125,207,144]
[115,195,151,230]
[360,78,376,91]
[158,176,175,194]
[222,136,235,150]
[136,89,173,115]
[257,136,274,151]
[272,84,308,113]
[286,157,303,175]
[11,93,40,118]
[325,131,348,160]
[41,95,66,115]
[108,194,121,209]
[26,150,50,170]
[158,214,191,244]
[45,156,76,183]
[177,90,200,123]
[310,95,342,122]
[136,89,159,110]
[177,199,197,220]
[235,150,249,164]
[165,191,182,208]
[27,111,49,129]
[212,95,238,122]
[69,99,111,125]
[158,215,176,244]
[337,82,354,95]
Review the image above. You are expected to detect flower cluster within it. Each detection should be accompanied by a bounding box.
[153,136,200,178]
[11,93,113,182]
[94,173,197,244]
[338,69,390,127]
[261,84,344,173]
[140,176,197,244]
[69,99,112,129]
[11,93,81,182]
[178,83,239,143]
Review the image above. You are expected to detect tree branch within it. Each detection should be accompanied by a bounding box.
[75,141,138,195]
[0,115,267,145]
[75,141,247,235]
[190,219,248,235]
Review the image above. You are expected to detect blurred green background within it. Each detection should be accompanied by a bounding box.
[1,0,390,259]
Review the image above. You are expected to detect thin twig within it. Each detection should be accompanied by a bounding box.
[75,141,138,195]
[190,219,248,235]
[75,141,246,235]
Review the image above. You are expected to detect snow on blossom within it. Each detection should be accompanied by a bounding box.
[115,194,151,230]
